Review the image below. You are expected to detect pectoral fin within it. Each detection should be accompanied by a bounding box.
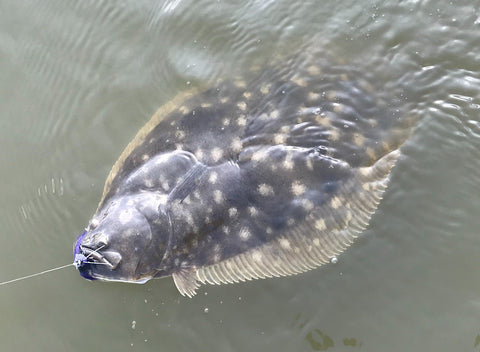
[172,267,200,297]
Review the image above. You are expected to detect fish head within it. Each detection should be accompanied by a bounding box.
[74,192,170,283]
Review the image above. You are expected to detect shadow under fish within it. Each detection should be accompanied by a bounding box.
[74,46,417,297]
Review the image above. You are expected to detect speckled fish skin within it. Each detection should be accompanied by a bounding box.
[74,51,415,297]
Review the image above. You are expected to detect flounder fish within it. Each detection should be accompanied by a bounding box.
[74,51,414,297]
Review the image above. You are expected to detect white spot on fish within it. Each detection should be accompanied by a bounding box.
[90,218,99,229]
[142,154,150,161]
[301,198,314,211]
[237,115,247,126]
[270,110,280,119]
[222,118,230,126]
[247,206,258,217]
[260,83,271,95]
[222,225,230,235]
[328,128,340,141]
[353,133,365,146]
[273,134,287,144]
[279,238,291,250]
[315,219,327,231]
[251,149,268,162]
[175,130,186,140]
[258,183,274,196]
[259,113,269,120]
[243,92,252,99]
[213,190,224,204]
[333,103,344,113]
[195,148,204,160]
[239,227,251,241]
[209,171,218,184]
[291,181,306,196]
[358,167,371,177]
[144,179,154,188]
[228,207,238,218]
[316,114,332,127]
[252,250,262,262]
[230,137,243,153]
[211,148,223,162]
[283,154,294,170]
[330,196,342,209]
[237,101,247,111]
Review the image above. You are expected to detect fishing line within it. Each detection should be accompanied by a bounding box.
[0,263,74,286]
[0,243,109,286]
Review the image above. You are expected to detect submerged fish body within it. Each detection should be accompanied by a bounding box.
[74,52,414,297]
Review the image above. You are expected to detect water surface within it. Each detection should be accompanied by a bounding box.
[0,0,479,351]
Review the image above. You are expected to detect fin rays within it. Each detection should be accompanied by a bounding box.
[173,150,400,296]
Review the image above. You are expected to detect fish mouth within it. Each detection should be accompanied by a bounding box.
[75,245,122,271]
[81,246,114,267]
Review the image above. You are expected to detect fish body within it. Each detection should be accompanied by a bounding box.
[74,52,413,297]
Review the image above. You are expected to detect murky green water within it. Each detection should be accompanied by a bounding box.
[0,0,479,351]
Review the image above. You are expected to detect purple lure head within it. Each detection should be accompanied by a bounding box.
[73,231,96,280]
